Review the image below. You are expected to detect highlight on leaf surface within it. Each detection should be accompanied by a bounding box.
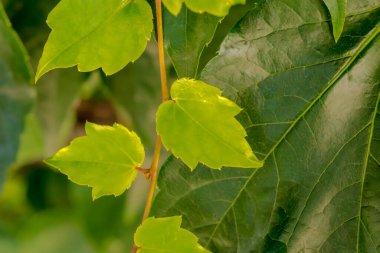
[162,0,246,17]
[44,122,145,200]
[156,78,263,170]
[35,0,153,81]
[135,216,211,253]
[322,0,347,42]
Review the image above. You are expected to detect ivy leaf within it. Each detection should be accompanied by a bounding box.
[322,0,347,42]
[135,216,210,253]
[45,122,145,200]
[156,78,263,170]
[164,7,221,78]
[0,2,34,190]
[35,0,153,81]
[162,0,245,17]
[153,0,380,252]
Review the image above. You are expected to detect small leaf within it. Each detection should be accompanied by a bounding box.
[135,216,210,253]
[162,0,245,17]
[36,0,153,81]
[45,122,145,200]
[322,0,347,42]
[156,78,263,170]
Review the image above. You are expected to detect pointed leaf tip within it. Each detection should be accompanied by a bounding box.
[157,78,263,170]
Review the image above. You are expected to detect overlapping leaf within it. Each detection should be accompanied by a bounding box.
[0,2,34,190]
[153,0,380,252]
[323,0,347,41]
[135,216,210,253]
[36,0,153,80]
[156,78,263,170]
[163,0,245,17]
[45,122,145,199]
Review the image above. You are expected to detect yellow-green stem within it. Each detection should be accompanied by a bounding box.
[131,1,168,252]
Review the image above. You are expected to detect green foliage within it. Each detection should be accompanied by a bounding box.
[0,2,34,189]
[153,0,380,251]
[322,0,347,42]
[157,78,263,170]
[135,216,210,253]
[45,122,145,199]
[162,0,246,17]
[164,7,220,77]
[36,0,153,80]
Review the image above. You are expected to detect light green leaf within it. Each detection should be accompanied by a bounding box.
[36,0,153,81]
[135,216,210,253]
[156,78,263,170]
[162,0,246,17]
[45,122,145,200]
[322,0,347,42]
[0,2,34,190]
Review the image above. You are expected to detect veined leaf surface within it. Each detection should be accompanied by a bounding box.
[45,122,145,200]
[156,78,263,170]
[135,216,210,253]
[153,0,380,252]
[36,0,153,81]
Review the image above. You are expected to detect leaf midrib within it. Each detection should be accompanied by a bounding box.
[205,23,380,248]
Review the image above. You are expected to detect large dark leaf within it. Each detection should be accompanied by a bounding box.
[0,2,34,189]
[153,0,380,252]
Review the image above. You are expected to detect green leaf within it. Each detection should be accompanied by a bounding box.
[0,2,34,190]
[153,0,380,251]
[156,78,263,170]
[162,0,246,17]
[135,216,211,253]
[35,0,153,81]
[45,122,145,200]
[164,7,220,78]
[322,0,347,42]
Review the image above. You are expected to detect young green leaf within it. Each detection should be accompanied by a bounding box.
[36,0,153,81]
[162,0,245,17]
[156,78,263,170]
[135,216,210,253]
[322,0,347,42]
[45,122,145,200]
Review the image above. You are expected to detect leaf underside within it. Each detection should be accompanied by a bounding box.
[45,122,145,200]
[135,216,210,253]
[156,78,263,170]
[36,0,153,81]
[162,0,246,17]
[153,0,380,252]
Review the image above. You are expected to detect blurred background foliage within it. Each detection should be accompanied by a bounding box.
[0,0,255,252]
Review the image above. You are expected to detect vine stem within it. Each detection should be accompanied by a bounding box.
[131,0,168,252]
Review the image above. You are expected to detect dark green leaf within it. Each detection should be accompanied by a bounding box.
[153,0,380,251]
[0,2,34,190]
[164,7,220,78]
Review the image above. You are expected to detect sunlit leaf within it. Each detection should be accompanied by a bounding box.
[135,216,210,253]
[45,122,145,199]
[157,78,263,170]
[36,0,153,81]
[322,0,347,41]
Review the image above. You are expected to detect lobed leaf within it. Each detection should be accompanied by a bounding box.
[153,0,380,251]
[45,122,145,200]
[36,0,153,81]
[156,78,263,170]
[322,0,347,42]
[162,0,246,17]
[135,216,210,253]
